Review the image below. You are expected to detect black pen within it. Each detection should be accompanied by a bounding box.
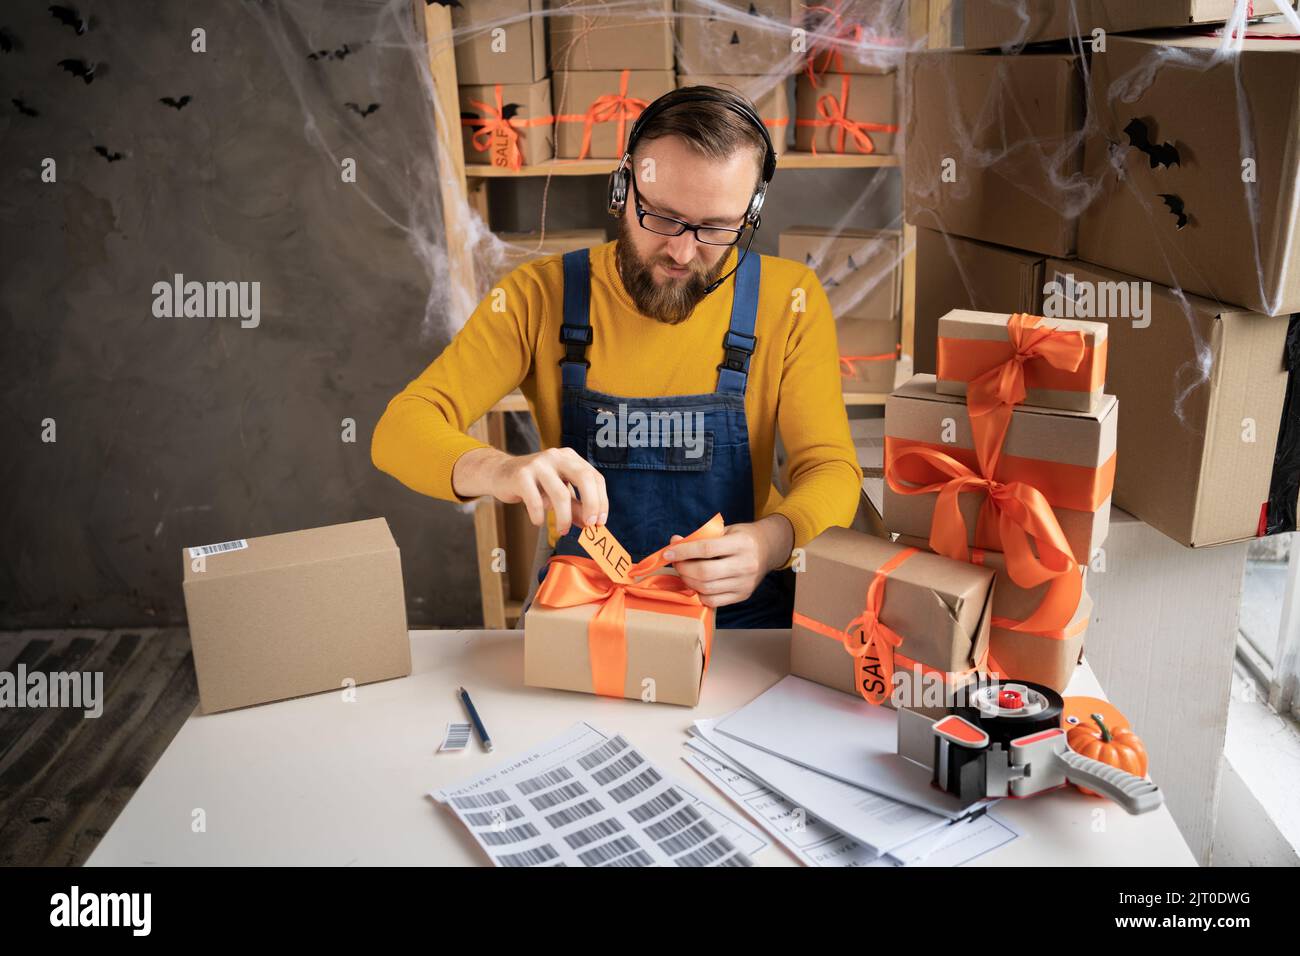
[457,686,493,752]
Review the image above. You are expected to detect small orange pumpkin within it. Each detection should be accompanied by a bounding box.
[1065,713,1148,797]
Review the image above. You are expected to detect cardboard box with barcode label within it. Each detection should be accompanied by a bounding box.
[182,518,411,714]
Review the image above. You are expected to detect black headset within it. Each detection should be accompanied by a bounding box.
[607,85,779,233]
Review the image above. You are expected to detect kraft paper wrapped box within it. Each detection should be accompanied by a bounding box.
[485,229,607,288]
[794,71,897,155]
[676,0,795,76]
[798,0,905,78]
[677,75,790,155]
[458,78,554,170]
[962,0,1238,50]
[552,69,675,159]
[182,518,411,715]
[913,227,1046,374]
[884,374,1118,565]
[792,527,994,708]
[549,0,675,71]
[896,534,1090,693]
[1078,24,1300,316]
[935,309,1108,414]
[451,0,547,85]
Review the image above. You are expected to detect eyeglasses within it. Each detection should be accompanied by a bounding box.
[630,178,747,246]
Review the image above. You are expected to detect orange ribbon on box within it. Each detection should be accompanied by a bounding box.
[970,547,1089,640]
[839,344,900,378]
[939,314,1092,476]
[884,441,1085,633]
[533,514,723,699]
[461,84,555,172]
[800,2,904,88]
[794,74,898,156]
[553,69,649,161]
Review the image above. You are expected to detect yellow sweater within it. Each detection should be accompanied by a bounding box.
[371,239,862,551]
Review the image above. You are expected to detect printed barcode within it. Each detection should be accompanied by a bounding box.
[602,849,654,867]
[673,837,739,867]
[544,798,603,829]
[591,751,644,786]
[497,844,559,867]
[563,818,625,850]
[187,539,248,558]
[657,820,717,856]
[628,788,683,823]
[528,781,589,810]
[645,805,704,841]
[577,835,641,866]
[465,805,524,827]
[717,853,752,867]
[480,823,541,846]
[517,766,573,795]
[608,767,662,803]
[451,789,511,810]
[577,735,629,770]
[439,722,472,752]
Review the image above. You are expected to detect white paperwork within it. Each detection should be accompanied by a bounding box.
[714,676,983,819]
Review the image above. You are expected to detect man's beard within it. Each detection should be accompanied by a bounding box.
[615,218,732,325]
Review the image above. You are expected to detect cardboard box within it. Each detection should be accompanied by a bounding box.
[904,50,1084,256]
[850,416,885,477]
[896,533,1089,692]
[884,374,1118,564]
[778,226,901,321]
[792,527,994,706]
[914,227,1046,374]
[182,519,411,714]
[676,74,790,155]
[962,0,1239,50]
[1044,258,1296,547]
[935,309,1108,413]
[552,69,675,158]
[798,0,906,77]
[485,229,608,288]
[676,0,795,75]
[794,71,897,155]
[459,77,554,170]
[452,0,547,85]
[837,316,898,392]
[524,571,712,706]
[550,0,674,71]
[1077,26,1300,316]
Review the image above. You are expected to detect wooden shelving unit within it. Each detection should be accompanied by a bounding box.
[415,0,948,628]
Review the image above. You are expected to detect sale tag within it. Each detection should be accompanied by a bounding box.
[578,524,635,584]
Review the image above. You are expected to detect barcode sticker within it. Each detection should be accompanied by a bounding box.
[187,539,248,559]
[439,722,473,753]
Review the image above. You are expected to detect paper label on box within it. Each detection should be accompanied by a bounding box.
[187,539,248,559]
[577,524,634,584]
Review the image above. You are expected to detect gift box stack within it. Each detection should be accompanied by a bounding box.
[905,3,1300,551]
[453,0,556,170]
[779,226,903,392]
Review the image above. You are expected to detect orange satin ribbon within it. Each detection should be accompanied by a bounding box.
[794,74,898,156]
[970,548,1087,638]
[800,3,904,88]
[839,345,900,378]
[884,441,1086,633]
[533,514,723,699]
[462,85,555,171]
[553,69,649,161]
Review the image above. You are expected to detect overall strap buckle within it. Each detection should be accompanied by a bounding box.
[717,329,757,375]
[559,322,593,369]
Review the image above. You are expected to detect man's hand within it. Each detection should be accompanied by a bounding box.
[662,515,794,609]
[452,447,608,535]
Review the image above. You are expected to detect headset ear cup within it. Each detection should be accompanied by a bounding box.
[607,155,631,217]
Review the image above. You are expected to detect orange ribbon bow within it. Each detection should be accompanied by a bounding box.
[963,313,1087,476]
[795,74,898,156]
[885,443,1083,633]
[533,514,723,699]
[553,69,649,162]
[462,84,554,171]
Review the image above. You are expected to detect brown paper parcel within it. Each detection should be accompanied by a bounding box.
[794,71,897,155]
[962,0,1240,51]
[791,527,994,707]
[549,0,675,71]
[458,77,554,170]
[552,69,675,159]
[676,0,795,76]
[451,0,547,86]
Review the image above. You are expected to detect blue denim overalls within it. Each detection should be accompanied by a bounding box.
[537,246,794,629]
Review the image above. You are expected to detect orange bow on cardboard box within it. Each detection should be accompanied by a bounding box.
[523,515,722,707]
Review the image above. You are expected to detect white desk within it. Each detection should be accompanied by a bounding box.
[88,629,1197,866]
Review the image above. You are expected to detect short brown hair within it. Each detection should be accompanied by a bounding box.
[631,85,768,180]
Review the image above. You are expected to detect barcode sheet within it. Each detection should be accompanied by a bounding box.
[430,721,767,867]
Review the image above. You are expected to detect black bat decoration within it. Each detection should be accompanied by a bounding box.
[93,145,124,162]
[58,57,96,83]
[0,27,18,53]
[12,97,38,117]
[345,101,380,118]
[1124,117,1180,170]
[159,95,191,110]
[1157,193,1189,230]
[49,5,87,35]
[308,43,357,62]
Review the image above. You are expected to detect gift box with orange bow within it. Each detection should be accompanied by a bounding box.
[935,310,1108,414]
[793,71,896,155]
[791,527,994,709]
[523,516,721,707]
[459,80,555,170]
[551,69,674,159]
